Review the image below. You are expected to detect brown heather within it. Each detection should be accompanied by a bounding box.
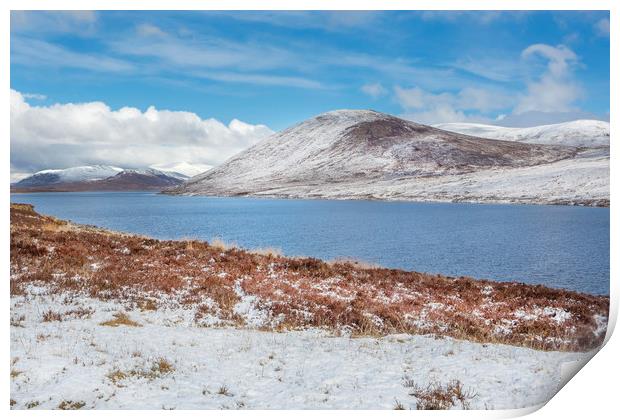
[10,203,609,352]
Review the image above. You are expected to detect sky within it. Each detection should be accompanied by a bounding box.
[10,10,610,181]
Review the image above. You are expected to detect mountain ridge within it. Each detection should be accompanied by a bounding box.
[433,119,609,148]
[12,166,191,192]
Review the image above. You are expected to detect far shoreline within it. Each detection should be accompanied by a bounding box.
[11,187,610,208]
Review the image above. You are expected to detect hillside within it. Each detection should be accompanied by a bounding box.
[433,120,610,148]
[168,110,609,206]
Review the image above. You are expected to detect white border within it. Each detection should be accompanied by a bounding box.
[3,1,616,419]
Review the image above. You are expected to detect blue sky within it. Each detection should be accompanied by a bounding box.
[11,10,610,130]
[9,11,610,180]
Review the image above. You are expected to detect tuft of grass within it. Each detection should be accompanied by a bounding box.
[138,299,158,311]
[107,357,174,386]
[106,369,128,385]
[210,237,238,251]
[25,400,40,409]
[10,369,23,379]
[408,379,477,410]
[151,358,174,376]
[41,308,93,323]
[42,222,62,232]
[217,385,233,397]
[99,312,141,327]
[393,399,406,410]
[329,257,380,269]
[249,247,282,258]
[10,314,25,327]
[58,400,86,410]
[42,310,63,322]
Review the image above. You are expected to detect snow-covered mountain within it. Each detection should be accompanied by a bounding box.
[119,168,190,181]
[14,165,124,187]
[433,120,609,148]
[168,110,609,206]
[12,166,191,192]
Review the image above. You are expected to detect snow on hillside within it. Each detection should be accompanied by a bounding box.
[10,292,595,410]
[233,148,608,206]
[170,110,609,206]
[22,165,123,185]
[184,109,576,187]
[150,162,213,177]
[434,120,610,148]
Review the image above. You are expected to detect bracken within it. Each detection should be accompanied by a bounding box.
[10,203,609,352]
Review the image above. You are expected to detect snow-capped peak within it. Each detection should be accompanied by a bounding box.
[149,162,213,178]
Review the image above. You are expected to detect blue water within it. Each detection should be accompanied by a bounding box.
[11,191,609,295]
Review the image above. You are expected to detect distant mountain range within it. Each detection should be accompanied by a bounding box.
[11,166,190,192]
[168,110,609,206]
[433,120,609,148]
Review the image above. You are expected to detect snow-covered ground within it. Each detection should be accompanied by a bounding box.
[10,291,596,410]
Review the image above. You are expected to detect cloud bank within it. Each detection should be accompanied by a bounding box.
[394,86,513,125]
[10,90,274,180]
[394,43,597,126]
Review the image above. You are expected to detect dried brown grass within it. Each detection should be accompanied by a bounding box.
[99,312,141,327]
[406,379,477,410]
[10,203,609,352]
[106,357,174,386]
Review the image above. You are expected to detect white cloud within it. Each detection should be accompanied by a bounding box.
[22,92,47,100]
[394,85,513,124]
[457,87,513,113]
[515,44,582,114]
[12,37,134,73]
[401,107,469,126]
[10,90,274,177]
[416,11,524,24]
[104,30,325,89]
[521,44,577,77]
[453,56,522,82]
[136,23,168,38]
[11,11,97,34]
[193,70,323,89]
[210,11,383,33]
[150,162,213,177]
[109,34,300,73]
[361,83,386,98]
[400,43,595,126]
[595,18,610,37]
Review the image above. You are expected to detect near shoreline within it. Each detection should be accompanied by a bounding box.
[10,203,609,352]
